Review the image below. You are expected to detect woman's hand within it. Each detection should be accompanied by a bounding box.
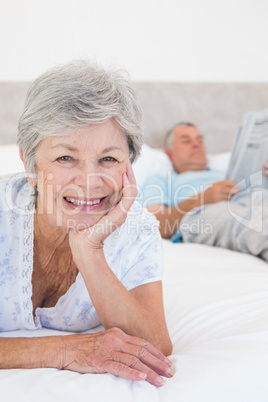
[59,327,173,387]
[68,161,137,256]
[0,329,174,386]
[85,160,137,246]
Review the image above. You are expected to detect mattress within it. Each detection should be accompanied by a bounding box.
[1,241,268,402]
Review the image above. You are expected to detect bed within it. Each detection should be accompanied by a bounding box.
[1,82,268,402]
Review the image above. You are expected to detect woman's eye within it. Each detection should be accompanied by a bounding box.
[57,156,72,162]
[102,157,117,163]
[56,156,75,164]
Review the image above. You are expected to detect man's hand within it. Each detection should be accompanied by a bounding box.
[203,179,239,204]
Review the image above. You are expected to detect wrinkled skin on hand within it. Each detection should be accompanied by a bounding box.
[59,327,173,387]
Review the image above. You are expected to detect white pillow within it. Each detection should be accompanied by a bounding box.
[132,144,174,187]
[133,144,230,187]
[0,144,25,175]
[207,152,231,172]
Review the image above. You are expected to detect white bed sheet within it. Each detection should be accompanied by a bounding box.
[1,241,268,402]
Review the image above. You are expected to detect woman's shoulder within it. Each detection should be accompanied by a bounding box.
[0,173,35,212]
[0,173,28,193]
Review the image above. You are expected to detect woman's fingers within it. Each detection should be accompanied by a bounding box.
[126,159,137,186]
[103,351,167,387]
[87,161,137,241]
[103,358,148,382]
[70,160,138,247]
[119,343,173,378]
[100,329,173,386]
[61,329,173,386]
[126,333,171,364]
[114,161,137,216]
[120,332,173,378]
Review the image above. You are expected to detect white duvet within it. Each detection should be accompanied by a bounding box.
[1,241,268,402]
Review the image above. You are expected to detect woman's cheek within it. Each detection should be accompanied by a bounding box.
[36,165,68,202]
[105,165,125,189]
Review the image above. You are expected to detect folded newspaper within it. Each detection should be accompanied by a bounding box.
[226,109,268,189]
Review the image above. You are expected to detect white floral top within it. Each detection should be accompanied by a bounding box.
[0,174,163,332]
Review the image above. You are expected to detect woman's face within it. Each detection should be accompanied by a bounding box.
[28,120,130,232]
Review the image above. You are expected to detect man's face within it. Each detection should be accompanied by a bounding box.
[166,125,207,173]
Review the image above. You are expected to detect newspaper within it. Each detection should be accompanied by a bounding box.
[226,109,268,189]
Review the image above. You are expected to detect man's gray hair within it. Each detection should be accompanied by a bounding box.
[164,122,196,148]
[17,59,144,174]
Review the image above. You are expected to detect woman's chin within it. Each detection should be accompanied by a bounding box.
[62,215,104,232]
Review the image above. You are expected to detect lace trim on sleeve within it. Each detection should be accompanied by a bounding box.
[21,201,40,329]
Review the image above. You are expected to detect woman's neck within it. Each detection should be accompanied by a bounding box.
[32,211,78,311]
[34,210,69,251]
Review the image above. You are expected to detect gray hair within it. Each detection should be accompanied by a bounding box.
[17,59,144,174]
[164,122,196,148]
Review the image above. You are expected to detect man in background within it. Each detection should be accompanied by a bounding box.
[141,122,268,262]
[141,122,238,242]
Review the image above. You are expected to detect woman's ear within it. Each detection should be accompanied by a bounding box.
[19,148,37,187]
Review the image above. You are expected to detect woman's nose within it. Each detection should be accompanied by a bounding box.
[74,161,104,189]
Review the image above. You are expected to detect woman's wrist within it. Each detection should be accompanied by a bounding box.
[28,336,64,369]
[73,246,106,276]
[45,336,66,369]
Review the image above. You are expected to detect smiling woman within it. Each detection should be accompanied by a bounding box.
[0,60,173,387]
[24,121,130,231]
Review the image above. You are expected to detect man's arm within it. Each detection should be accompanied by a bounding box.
[147,180,238,239]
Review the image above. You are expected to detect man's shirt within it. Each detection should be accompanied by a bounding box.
[139,169,225,242]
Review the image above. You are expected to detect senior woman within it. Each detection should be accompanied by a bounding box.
[0,60,172,386]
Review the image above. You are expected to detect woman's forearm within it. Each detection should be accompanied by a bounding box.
[75,250,172,355]
[0,336,62,369]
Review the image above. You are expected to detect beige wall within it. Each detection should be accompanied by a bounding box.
[2,81,268,153]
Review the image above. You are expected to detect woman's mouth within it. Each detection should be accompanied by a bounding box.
[63,196,106,210]
[65,197,102,206]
